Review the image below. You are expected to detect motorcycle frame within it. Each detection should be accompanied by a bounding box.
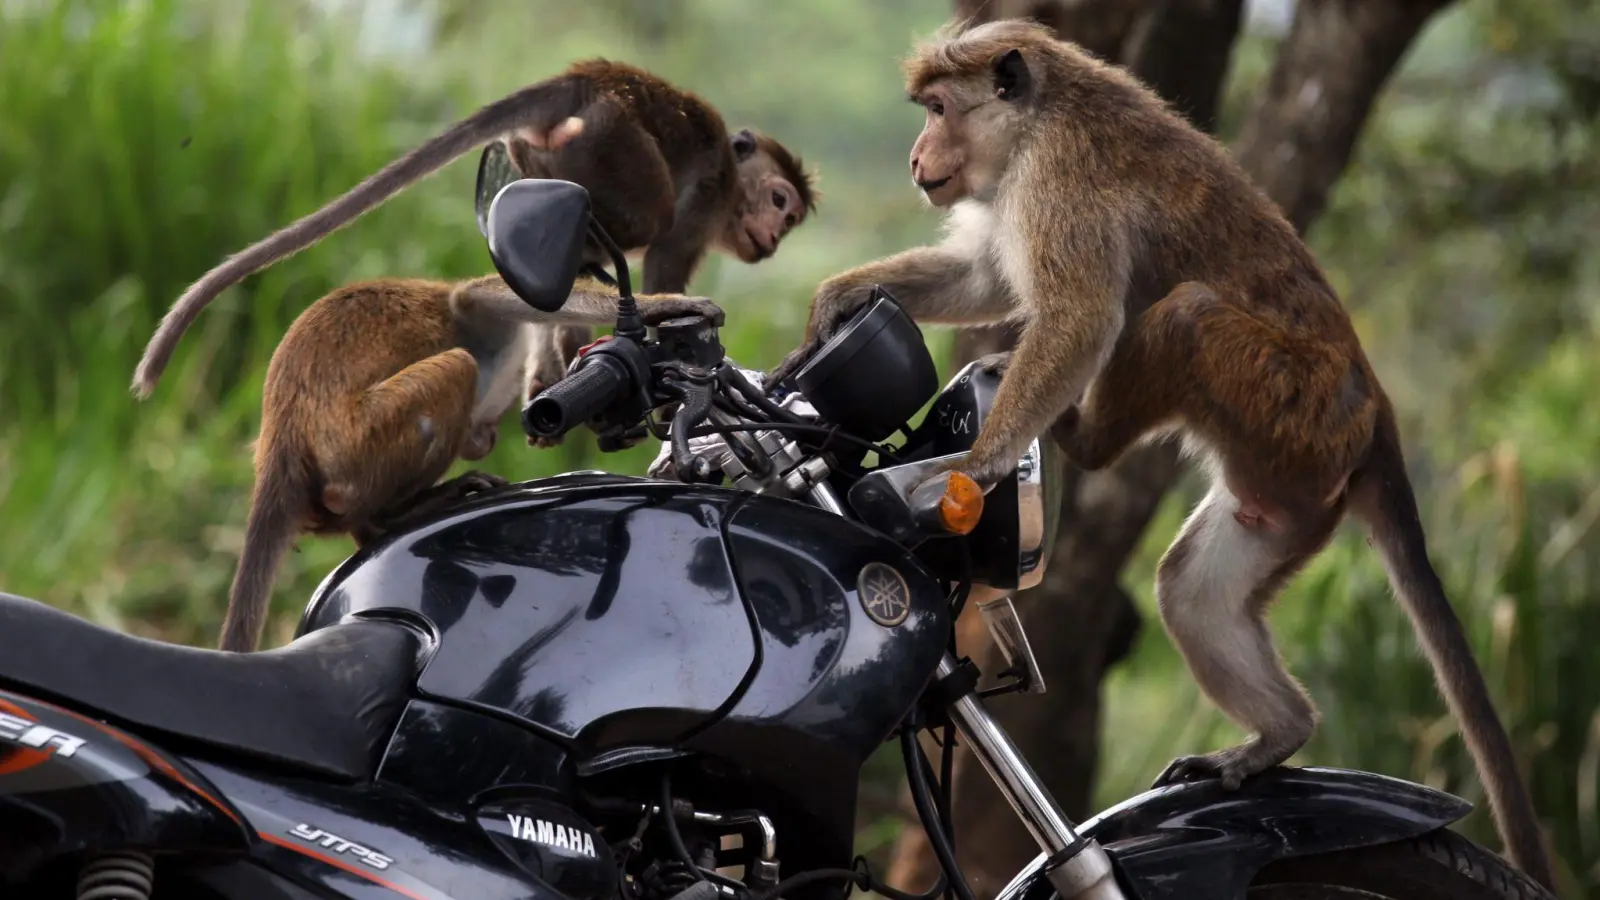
[0,566,1477,900]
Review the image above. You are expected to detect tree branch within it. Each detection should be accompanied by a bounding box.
[1237,0,1454,232]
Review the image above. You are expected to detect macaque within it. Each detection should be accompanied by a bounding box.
[215,274,719,653]
[131,59,815,404]
[767,19,1552,888]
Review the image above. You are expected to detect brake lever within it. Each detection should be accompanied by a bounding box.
[669,380,719,484]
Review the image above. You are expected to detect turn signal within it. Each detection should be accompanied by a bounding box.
[938,472,984,535]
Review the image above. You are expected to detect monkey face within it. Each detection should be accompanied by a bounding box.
[908,48,1034,207]
[725,149,812,264]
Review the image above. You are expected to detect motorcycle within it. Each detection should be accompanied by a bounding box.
[0,160,1554,900]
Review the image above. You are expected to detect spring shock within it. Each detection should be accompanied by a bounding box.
[76,851,155,900]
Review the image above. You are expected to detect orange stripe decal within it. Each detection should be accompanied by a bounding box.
[259,832,429,900]
[0,692,242,827]
[107,731,243,827]
[0,697,60,774]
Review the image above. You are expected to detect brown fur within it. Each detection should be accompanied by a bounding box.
[769,18,1553,888]
[131,59,815,400]
[215,275,719,654]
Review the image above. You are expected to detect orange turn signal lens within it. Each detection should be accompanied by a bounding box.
[938,472,984,535]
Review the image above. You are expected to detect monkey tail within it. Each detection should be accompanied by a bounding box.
[217,447,306,653]
[1350,411,1555,890]
[130,75,595,399]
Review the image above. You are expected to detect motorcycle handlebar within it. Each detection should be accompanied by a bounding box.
[523,352,634,440]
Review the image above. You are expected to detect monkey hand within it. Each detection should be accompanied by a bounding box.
[764,342,817,390]
[639,295,724,327]
[766,285,874,387]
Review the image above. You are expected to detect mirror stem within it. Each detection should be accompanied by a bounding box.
[588,220,644,341]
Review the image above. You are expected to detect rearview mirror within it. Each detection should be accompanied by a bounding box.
[474,141,519,238]
[486,178,592,313]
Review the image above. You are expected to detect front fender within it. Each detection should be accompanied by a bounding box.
[994,766,1470,900]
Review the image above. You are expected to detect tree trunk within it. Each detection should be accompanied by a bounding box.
[952,0,1149,61]
[881,1,1456,895]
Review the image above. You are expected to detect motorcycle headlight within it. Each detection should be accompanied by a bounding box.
[1014,435,1064,591]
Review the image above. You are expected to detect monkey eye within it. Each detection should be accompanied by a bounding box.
[771,190,787,210]
[927,100,945,116]
[784,213,797,228]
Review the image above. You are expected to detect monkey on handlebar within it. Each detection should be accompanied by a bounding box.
[130,60,819,655]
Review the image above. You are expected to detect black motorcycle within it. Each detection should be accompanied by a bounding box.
[0,164,1553,900]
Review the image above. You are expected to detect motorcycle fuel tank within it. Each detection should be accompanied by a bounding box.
[299,474,950,789]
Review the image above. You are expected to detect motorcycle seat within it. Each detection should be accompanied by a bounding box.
[0,592,421,781]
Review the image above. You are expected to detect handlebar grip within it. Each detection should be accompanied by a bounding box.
[524,352,634,439]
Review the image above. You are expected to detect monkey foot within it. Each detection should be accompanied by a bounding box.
[1153,753,1252,791]
[365,471,512,540]
[975,350,1013,377]
[1152,741,1294,792]
[446,471,511,495]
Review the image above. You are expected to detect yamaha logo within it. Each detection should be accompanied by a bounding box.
[506,814,597,857]
[857,562,911,627]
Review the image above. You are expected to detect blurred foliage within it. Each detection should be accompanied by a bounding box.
[0,0,1597,893]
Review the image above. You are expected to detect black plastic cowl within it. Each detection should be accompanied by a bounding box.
[793,287,940,441]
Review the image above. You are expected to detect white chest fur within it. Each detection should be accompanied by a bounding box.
[471,322,533,426]
[942,200,1032,322]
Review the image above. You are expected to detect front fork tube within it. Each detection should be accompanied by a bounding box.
[934,655,1125,900]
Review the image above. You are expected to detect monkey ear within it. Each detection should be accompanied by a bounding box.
[731,128,757,161]
[992,48,1031,102]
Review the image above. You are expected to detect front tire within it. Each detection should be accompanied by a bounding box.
[1247,829,1554,899]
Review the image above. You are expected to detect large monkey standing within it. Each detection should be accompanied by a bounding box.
[768,19,1553,889]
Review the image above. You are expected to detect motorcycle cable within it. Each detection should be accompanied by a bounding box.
[683,422,902,464]
[658,770,746,893]
[937,547,975,900]
[747,856,949,900]
[717,366,805,426]
[902,718,980,900]
[650,770,952,900]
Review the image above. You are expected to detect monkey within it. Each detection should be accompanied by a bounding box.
[129,58,816,402]
[766,19,1554,889]
[520,121,816,444]
[214,272,721,654]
